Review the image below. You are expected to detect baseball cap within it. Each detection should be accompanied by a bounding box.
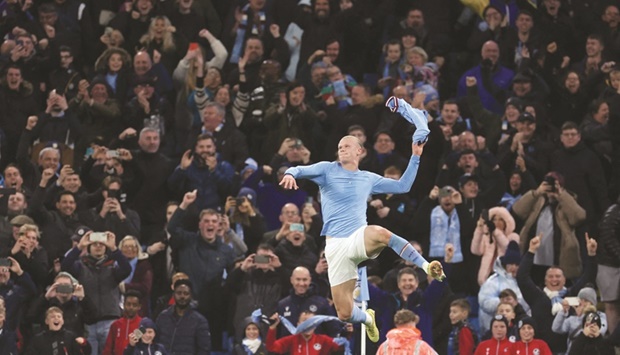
[517,112,536,123]
[71,226,91,242]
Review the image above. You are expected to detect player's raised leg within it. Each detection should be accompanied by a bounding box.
[331,280,380,342]
[385,96,430,144]
[363,225,445,281]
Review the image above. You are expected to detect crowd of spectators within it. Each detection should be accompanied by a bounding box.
[0,0,620,354]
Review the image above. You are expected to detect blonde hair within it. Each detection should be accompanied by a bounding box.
[19,224,40,239]
[140,16,176,53]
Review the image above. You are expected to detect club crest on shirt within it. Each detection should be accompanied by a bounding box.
[309,304,318,312]
[314,343,322,350]
[533,349,540,355]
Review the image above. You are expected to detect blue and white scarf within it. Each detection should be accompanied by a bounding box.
[230,5,266,63]
[429,206,463,262]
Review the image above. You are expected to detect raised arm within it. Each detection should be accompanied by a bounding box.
[371,143,424,194]
[280,161,332,189]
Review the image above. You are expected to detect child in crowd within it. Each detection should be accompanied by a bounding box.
[448,299,477,355]
[124,317,168,354]
[510,317,552,355]
[25,307,91,355]
[474,315,512,355]
[103,290,143,354]
[266,311,341,354]
[233,317,268,355]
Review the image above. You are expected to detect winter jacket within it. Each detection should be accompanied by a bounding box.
[377,326,438,355]
[516,251,597,353]
[123,342,169,355]
[24,328,90,355]
[478,258,530,335]
[512,189,586,279]
[102,315,143,355]
[447,321,476,355]
[26,294,97,337]
[552,310,607,353]
[473,337,512,355]
[597,196,620,267]
[457,64,515,115]
[567,332,615,355]
[0,326,17,355]
[275,240,319,279]
[167,207,235,296]
[265,327,340,354]
[156,306,211,355]
[61,248,131,321]
[233,342,268,355]
[471,207,520,285]
[0,271,36,331]
[509,339,552,355]
[277,286,338,338]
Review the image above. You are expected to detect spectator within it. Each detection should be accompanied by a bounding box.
[93,48,133,105]
[118,236,152,316]
[597,195,620,335]
[457,41,515,114]
[478,241,529,335]
[568,310,615,355]
[512,173,586,281]
[123,317,168,355]
[0,256,36,331]
[103,290,143,355]
[61,230,131,354]
[510,317,553,355]
[25,307,91,355]
[360,131,408,175]
[276,266,337,337]
[0,306,17,354]
[262,203,316,251]
[88,176,141,241]
[552,287,608,352]
[156,279,211,354]
[516,234,598,353]
[167,190,234,352]
[447,299,477,355]
[223,187,266,255]
[168,133,235,214]
[274,225,318,278]
[233,317,268,355]
[228,244,284,341]
[26,271,95,337]
[473,315,512,355]
[266,310,341,354]
[1,223,48,290]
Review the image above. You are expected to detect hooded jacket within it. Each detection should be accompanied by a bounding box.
[102,314,143,355]
[377,326,438,355]
[478,258,530,335]
[552,310,607,353]
[471,206,520,285]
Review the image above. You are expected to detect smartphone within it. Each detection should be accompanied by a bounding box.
[254,255,270,264]
[106,150,120,158]
[107,189,121,200]
[235,197,245,206]
[90,232,107,243]
[189,42,199,51]
[544,175,556,192]
[16,39,24,46]
[565,297,580,307]
[0,188,17,195]
[0,258,11,267]
[56,284,74,294]
[481,209,489,222]
[133,327,146,339]
[290,223,304,232]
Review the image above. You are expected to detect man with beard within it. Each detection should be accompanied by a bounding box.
[168,133,234,214]
[156,279,211,354]
[0,65,38,167]
[167,191,234,352]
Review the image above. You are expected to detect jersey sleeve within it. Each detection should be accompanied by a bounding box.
[284,162,331,185]
[370,156,420,194]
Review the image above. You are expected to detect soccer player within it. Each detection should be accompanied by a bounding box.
[279,97,444,342]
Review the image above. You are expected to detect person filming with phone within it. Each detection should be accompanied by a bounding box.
[61,229,131,354]
[224,187,266,255]
[88,176,140,241]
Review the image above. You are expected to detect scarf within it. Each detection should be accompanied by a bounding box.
[430,206,463,262]
[123,257,138,284]
[544,287,567,315]
[242,338,262,354]
[230,5,266,63]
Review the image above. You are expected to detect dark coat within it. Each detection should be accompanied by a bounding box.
[156,306,211,355]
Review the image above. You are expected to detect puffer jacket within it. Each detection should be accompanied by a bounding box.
[376,326,438,355]
[471,206,520,285]
[155,306,211,355]
[552,310,608,353]
[478,258,530,335]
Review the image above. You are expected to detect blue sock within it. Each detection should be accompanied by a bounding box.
[388,233,428,270]
[349,305,370,326]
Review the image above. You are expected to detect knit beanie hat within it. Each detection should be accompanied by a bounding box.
[518,316,537,333]
[140,317,157,331]
[577,287,597,306]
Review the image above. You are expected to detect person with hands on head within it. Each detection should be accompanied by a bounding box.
[517,231,599,354]
[0,255,36,332]
[61,230,131,355]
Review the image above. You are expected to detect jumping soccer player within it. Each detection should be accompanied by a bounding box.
[279,96,445,342]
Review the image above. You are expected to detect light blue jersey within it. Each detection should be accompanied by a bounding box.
[285,156,420,237]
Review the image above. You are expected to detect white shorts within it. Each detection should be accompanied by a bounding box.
[324,225,379,286]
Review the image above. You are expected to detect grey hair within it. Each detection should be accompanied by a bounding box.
[139,126,159,139]
[204,101,225,118]
[38,147,60,159]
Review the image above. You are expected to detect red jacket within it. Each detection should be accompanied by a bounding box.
[376,326,437,355]
[474,337,512,355]
[509,339,552,355]
[266,327,341,354]
[102,315,142,355]
[457,326,476,355]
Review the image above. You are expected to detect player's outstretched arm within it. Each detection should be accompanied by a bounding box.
[279,174,298,190]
